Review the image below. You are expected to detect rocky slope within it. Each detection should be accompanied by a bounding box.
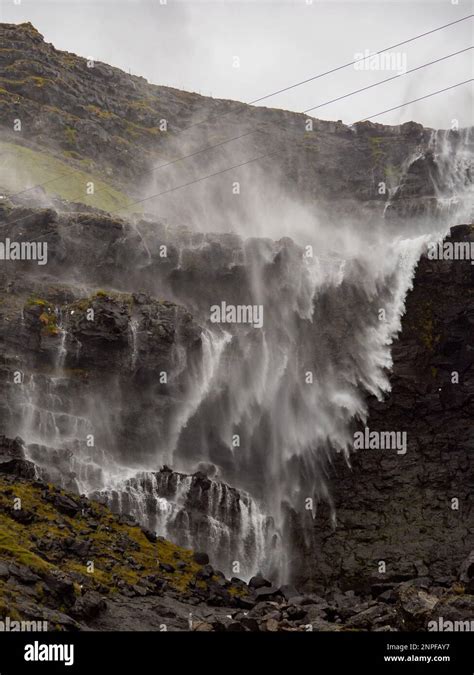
[0,21,473,632]
[1,22,471,223]
[293,224,474,593]
[1,436,472,631]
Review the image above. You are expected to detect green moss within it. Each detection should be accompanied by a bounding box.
[0,141,140,214]
[0,476,203,599]
[64,126,77,146]
[26,296,49,308]
[369,136,384,160]
[406,300,440,353]
[62,149,83,161]
[32,76,47,88]
[86,105,114,120]
[384,164,401,180]
[39,310,59,336]
[25,298,60,336]
[0,530,52,573]
[93,290,133,308]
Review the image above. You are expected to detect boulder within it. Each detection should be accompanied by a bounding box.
[193,552,209,565]
[52,493,81,517]
[249,574,272,590]
[396,585,439,630]
[254,586,283,602]
[71,591,107,619]
[459,550,474,585]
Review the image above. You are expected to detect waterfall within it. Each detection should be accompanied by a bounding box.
[7,128,472,583]
[95,468,277,579]
[167,327,231,465]
[129,317,139,371]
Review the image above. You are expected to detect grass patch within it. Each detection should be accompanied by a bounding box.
[0,140,141,214]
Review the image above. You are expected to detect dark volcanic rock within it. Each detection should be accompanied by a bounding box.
[71,591,107,620]
[249,574,272,590]
[293,225,474,592]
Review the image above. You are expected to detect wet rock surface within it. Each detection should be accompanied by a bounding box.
[293,224,474,593]
[1,457,472,632]
[1,23,471,223]
[0,21,473,633]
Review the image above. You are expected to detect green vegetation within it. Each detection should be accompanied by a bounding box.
[384,164,401,181]
[0,475,204,602]
[86,105,114,120]
[64,126,77,146]
[93,290,133,307]
[39,310,59,336]
[0,141,140,214]
[369,136,384,160]
[414,301,440,353]
[26,297,59,336]
[26,297,49,308]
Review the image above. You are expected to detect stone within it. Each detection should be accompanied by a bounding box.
[193,552,209,565]
[254,586,283,602]
[459,550,474,584]
[72,591,107,619]
[52,494,80,517]
[195,564,214,581]
[8,564,41,584]
[249,574,272,590]
[141,528,157,543]
[396,585,439,630]
[265,618,280,632]
[0,562,10,580]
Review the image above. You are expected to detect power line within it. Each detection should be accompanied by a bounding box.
[8,45,470,213]
[6,14,472,201]
[67,51,474,210]
[90,47,474,187]
[357,79,473,122]
[110,151,278,213]
[303,46,473,114]
[103,80,474,217]
[7,78,472,236]
[182,14,473,129]
[21,150,277,242]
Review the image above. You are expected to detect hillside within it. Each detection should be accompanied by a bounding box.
[0,21,472,634]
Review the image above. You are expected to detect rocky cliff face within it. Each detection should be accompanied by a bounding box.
[1,22,471,221]
[1,438,472,632]
[293,224,474,593]
[0,21,473,631]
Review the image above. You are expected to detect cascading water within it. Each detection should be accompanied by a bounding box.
[8,127,473,582]
[95,468,273,579]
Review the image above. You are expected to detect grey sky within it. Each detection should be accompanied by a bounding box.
[1,0,472,129]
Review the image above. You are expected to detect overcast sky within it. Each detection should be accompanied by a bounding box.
[1,0,472,129]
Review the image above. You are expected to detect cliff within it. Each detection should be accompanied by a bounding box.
[0,21,472,632]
